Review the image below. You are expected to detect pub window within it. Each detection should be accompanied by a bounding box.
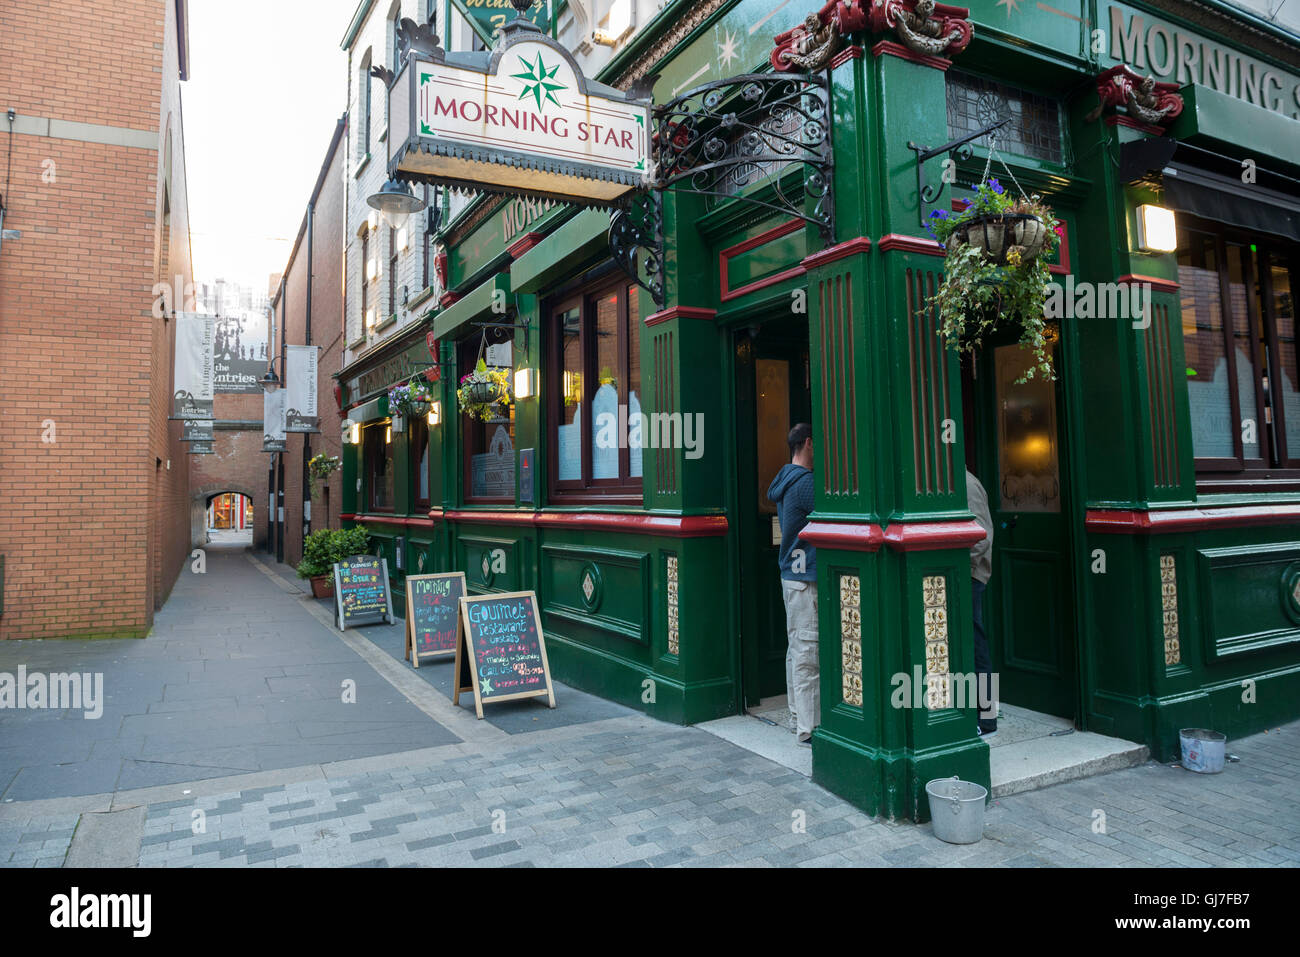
[945,71,1064,166]
[412,416,431,510]
[388,225,398,319]
[460,328,516,502]
[360,229,370,331]
[365,423,395,511]
[548,278,643,500]
[1179,215,1300,481]
[360,50,373,159]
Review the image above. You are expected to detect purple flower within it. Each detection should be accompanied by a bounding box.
[987,178,1004,195]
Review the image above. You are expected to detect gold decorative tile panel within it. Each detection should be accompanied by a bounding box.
[666,556,680,656]
[840,574,862,706]
[922,575,952,710]
[1160,554,1180,666]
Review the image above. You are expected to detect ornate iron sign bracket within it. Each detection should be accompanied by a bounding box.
[609,190,665,309]
[907,118,1008,227]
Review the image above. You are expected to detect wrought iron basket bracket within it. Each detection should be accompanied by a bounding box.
[907,118,1009,227]
[471,312,532,358]
[609,189,666,310]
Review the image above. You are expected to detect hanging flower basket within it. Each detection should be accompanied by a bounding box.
[926,175,1062,382]
[950,212,1050,265]
[307,453,340,499]
[388,379,435,419]
[457,360,512,422]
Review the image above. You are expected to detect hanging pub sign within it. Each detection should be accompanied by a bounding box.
[333,555,394,631]
[284,345,320,433]
[404,572,467,666]
[387,17,650,206]
[262,388,287,452]
[453,591,556,719]
[452,0,549,45]
[172,313,214,420]
[181,418,214,443]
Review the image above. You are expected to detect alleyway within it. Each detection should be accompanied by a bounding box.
[1,542,1298,867]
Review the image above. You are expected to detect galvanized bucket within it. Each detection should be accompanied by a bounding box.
[926,777,987,844]
[1180,728,1226,774]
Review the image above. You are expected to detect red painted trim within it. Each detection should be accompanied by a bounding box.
[507,232,544,258]
[1049,222,1072,276]
[1105,115,1166,137]
[1087,505,1300,533]
[883,520,987,551]
[1119,273,1180,293]
[645,305,718,327]
[877,234,945,257]
[871,40,951,72]
[439,291,461,308]
[799,521,885,552]
[829,45,863,70]
[952,199,971,212]
[348,513,437,528]
[801,237,873,270]
[443,509,730,538]
[720,218,807,303]
[340,513,357,521]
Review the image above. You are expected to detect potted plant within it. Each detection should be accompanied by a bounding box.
[307,453,340,499]
[456,359,513,421]
[297,526,371,598]
[926,178,1062,382]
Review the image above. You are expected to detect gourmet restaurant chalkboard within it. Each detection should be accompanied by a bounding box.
[333,555,393,631]
[405,572,466,666]
[454,591,556,719]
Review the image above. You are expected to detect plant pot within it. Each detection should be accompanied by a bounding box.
[410,400,431,416]
[462,380,502,405]
[309,574,334,599]
[953,213,1048,265]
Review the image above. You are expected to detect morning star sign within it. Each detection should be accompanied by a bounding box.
[388,21,650,205]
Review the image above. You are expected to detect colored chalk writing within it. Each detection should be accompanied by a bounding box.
[334,556,392,630]
[454,591,555,718]
[405,572,466,664]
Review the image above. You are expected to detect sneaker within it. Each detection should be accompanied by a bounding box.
[977,727,998,739]
[797,732,813,746]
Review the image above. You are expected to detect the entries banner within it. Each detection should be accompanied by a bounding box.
[452,0,550,44]
[181,419,214,443]
[285,345,320,433]
[214,312,269,394]
[173,313,215,419]
[188,440,215,455]
[263,388,287,452]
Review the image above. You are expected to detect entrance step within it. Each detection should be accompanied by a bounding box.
[988,704,1149,797]
[700,696,811,778]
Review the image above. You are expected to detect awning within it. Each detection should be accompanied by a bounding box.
[510,208,611,294]
[432,273,511,341]
[1163,164,1300,242]
[348,394,389,424]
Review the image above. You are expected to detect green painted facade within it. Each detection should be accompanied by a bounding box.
[336,0,1300,820]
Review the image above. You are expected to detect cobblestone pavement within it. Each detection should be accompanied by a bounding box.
[2,545,1298,867]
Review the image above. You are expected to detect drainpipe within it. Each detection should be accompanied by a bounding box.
[303,199,314,540]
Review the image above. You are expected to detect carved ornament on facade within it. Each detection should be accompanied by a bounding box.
[1086,65,1184,128]
[771,0,973,73]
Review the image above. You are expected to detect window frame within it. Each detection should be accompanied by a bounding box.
[545,276,644,504]
[459,330,516,505]
[364,422,395,513]
[1182,214,1300,490]
[411,415,431,511]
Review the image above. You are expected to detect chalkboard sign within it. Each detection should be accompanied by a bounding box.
[453,591,556,719]
[333,555,393,630]
[404,572,466,666]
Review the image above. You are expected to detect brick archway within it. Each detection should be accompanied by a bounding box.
[191,482,259,547]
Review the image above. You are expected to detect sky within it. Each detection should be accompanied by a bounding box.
[183,0,360,292]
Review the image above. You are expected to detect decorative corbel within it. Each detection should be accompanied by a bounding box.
[866,0,973,59]
[1085,65,1184,128]
[771,2,869,72]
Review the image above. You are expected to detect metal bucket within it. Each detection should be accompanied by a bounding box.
[925,777,987,844]
[1180,728,1226,774]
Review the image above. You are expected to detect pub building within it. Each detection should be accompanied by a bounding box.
[333,0,1300,819]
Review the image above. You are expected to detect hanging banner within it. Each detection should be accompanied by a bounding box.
[285,345,320,433]
[173,313,215,419]
[181,418,214,443]
[262,388,287,452]
[452,0,550,44]
[214,311,269,394]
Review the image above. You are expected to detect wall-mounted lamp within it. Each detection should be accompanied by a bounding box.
[350,421,361,445]
[385,424,392,444]
[427,400,442,427]
[1136,203,1178,253]
[592,0,635,45]
[514,367,537,400]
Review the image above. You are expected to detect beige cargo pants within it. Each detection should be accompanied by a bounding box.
[781,579,821,739]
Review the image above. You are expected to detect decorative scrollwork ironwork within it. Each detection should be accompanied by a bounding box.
[609,190,665,309]
[651,72,833,240]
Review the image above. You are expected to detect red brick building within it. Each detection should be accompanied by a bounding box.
[269,117,349,570]
[0,0,194,638]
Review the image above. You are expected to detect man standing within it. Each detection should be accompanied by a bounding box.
[768,423,819,746]
[967,468,997,736]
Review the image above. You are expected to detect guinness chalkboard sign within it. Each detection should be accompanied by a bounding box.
[404,572,466,666]
[453,591,555,719]
[333,555,393,630]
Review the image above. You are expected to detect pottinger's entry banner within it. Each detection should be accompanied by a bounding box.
[262,388,287,452]
[284,345,320,433]
[388,30,650,204]
[173,313,215,420]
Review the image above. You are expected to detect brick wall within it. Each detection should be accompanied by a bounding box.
[0,0,192,639]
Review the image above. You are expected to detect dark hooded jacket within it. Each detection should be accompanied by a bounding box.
[767,464,816,582]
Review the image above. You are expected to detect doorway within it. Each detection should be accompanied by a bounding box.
[734,314,812,709]
[964,334,1079,721]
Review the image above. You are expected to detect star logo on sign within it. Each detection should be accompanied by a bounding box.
[511,52,566,112]
[996,0,1022,15]
[718,30,739,69]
